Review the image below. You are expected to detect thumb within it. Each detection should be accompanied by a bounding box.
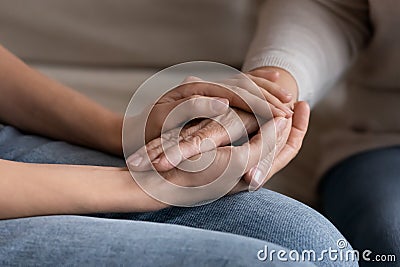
[240,117,289,190]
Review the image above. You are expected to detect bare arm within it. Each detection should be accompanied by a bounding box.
[0,159,167,219]
[0,45,151,219]
[0,44,122,155]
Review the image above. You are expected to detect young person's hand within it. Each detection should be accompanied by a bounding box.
[245,101,309,190]
[244,67,309,189]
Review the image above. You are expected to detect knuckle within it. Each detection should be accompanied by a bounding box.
[188,95,204,110]
[145,138,161,150]
[182,134,202,148]
[161,133,179,146]
[195,130,210,142]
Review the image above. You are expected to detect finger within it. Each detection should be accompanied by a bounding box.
[157,95,229,130]
[247,74,293,117]
[237,117,289,187]
[146,95,229,142]
[127,127,181,170]
[243,117,291,190]
[247,156,274,191]
[134,117,285,205]
[228,116,288,180]
[267,101,310,178]
[172,117,282,189]
[268,102,289,118]
[167,81,281,119]
[243,101,310,190]
[214,75,290,118]
[154,123,226,172]
[247,73,293,104]
[226,84,285,118]
[128,120,208,171]
[154,109,259,172]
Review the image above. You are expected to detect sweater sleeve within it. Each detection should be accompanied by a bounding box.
[243,0,371,107]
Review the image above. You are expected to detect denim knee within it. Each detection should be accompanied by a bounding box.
[211,190,357,267]
[106,189,356,267]
[1,215,316,267]
[214,190,350,248]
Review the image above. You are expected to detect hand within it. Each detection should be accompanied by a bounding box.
[129,71,293,171]
[242,67,309,190]
[245,101,310,190]
[128,115,285,206]
[131,101,309,193]
[124,92,230,156]
[129,108,259,171]
[125,72,291,160]
[129,70,309,191]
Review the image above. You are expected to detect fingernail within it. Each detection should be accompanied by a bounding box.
[276,118,288,133]
[275,108,286,117]
[212,98,229,113]
[284,107,294,117]
[127,154,143,167]
[248,168,264,192]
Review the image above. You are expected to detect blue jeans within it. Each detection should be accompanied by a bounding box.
[321,146,400,267]
[0,126,354,266]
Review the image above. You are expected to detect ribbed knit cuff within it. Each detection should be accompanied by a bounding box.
[242,55,314,105]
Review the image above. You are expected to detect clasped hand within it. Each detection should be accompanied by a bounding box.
[126,69,310,204]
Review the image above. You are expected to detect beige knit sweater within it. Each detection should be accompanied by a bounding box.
[244,0,400,175]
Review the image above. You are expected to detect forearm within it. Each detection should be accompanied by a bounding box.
[0,159,166,219]
[0,45,122,155]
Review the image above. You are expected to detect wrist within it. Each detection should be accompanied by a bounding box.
[100,113,123,156]
[90,167,167,213]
